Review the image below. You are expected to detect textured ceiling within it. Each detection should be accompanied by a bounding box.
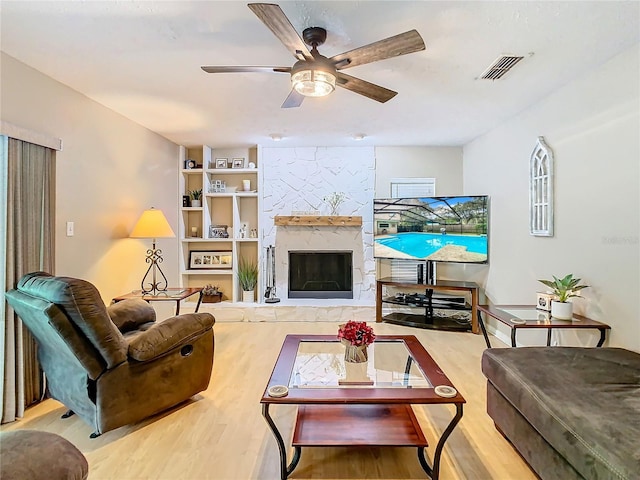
[1,1,638,148]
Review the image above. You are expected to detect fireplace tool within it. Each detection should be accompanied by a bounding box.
[264,245,280,303]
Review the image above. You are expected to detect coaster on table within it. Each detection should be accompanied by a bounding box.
[434,385,458,398]
[510,318,526,324]
[267,385,289,398]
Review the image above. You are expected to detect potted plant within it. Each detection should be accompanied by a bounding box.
[538,274,589,320]
[201,284,222,303]
[238,257,258,303]
[189,189,203,208]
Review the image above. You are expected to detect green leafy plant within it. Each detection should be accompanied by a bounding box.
[189,189,203,200]
[538,274,589,303]
[237,257,258,291]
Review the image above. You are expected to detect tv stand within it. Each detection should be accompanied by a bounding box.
[376,277,480,333]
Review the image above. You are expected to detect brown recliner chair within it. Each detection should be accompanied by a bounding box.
[5,272,215,437]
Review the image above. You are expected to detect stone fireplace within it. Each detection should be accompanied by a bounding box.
[260,147,376,307]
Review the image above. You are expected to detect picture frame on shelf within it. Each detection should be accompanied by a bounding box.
[209,225,230,238]
[215,158,229,169]
[188,250,232,269]
[232,157,245,169]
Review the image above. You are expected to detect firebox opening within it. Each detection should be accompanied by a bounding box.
[288,250,353,299]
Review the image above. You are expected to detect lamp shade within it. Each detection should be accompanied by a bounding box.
[130,208,175,239]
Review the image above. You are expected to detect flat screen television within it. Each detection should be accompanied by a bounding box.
[374,195,489,264]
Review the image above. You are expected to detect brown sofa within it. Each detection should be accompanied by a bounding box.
[6,272,215,437]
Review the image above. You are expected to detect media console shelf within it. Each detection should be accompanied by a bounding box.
[376,277,480,334]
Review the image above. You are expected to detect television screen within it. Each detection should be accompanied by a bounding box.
[374,195,489,264]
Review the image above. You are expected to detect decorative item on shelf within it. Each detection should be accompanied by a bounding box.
[323,192,347,216]
[189,189,203,208]
[238,223,247,238]
[130,208,176,295]
[232,157,246,169]
[189,250,232,269]
[184,159,197,169]
[337,320,375,363]
[242,179,251,191]
[209,225,229,238]
[238,257,258,303]
[182,195,190,207]
[215,158,229,169]
[201,284,222,303]
[538,274,590,320]
[191,226,199,238]
[536,292,554,312]
[248,162,256,169]
[209,179,226,193]
[250,228,257,238]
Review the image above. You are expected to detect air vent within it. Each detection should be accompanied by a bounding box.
[480,55,524,80]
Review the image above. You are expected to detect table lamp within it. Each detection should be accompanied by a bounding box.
[130,207,175,295]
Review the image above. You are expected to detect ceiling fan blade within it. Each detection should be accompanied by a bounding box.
[336,72,397,103]
[281,89,305,108]
[201,66,290,74]
[248,3,313,61]
[331,30,425,70]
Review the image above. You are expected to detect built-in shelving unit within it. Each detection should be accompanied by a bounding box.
[274,215,362,226]
[178,145,260,303]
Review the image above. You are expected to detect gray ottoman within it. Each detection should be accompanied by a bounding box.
[0,430,88,480]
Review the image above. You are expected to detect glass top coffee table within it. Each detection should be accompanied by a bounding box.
[261,334,465,479]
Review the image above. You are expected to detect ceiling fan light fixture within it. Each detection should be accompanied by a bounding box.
[291,69,336,97]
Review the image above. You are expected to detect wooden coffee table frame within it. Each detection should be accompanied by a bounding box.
[261,335,465,479]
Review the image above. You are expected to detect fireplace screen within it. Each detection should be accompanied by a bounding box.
[288,251,353,299]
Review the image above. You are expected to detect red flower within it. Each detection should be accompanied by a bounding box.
[337,321,376,346]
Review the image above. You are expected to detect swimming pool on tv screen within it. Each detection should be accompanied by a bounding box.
[376,232,487,258]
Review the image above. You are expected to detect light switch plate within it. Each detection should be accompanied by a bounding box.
[66,221,74,236]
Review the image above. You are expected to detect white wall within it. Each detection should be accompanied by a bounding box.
[464,44,640,351]
[1,53,180,305]
[375,146,463,196]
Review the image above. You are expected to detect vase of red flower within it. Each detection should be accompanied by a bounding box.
[338,321,375,363]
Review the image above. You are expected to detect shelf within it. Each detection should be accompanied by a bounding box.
[205,192,258,198]
[274,215,362,226]
[382,296,470,310]
[181,168,203,174]
[181,270,234,275]
[205,168,258,174]
[181,238,233,243]
[382,312,472,332]
[182,207,203,211]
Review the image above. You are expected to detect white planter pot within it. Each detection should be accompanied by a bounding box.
[551,301,573,320]
[242,290,254,303]
[191,199,201,208]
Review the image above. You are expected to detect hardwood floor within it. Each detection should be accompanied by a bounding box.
[0,322,536,480]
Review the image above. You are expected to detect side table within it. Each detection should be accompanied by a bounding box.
[477,304,610,348]
[112,287,203,315]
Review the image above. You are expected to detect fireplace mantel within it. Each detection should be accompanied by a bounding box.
[274,215,362,227]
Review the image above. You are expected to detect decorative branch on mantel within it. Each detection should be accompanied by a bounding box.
[274,215,363,227]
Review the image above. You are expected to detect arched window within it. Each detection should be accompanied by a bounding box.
[529,136,554,236]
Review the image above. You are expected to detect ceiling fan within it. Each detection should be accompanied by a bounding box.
[201,3,426,108]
